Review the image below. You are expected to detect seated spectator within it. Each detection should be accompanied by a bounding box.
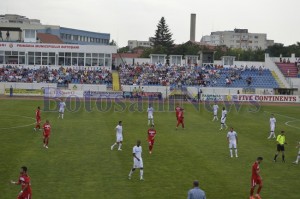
[246,76,252,86]
[225,77,231,86]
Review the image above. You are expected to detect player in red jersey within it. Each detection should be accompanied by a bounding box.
[11,166,32,199]
[43,120,51,149]
[175,104,181,120]
[33,106,41,131]
[147,125,157,154]
[176,108,184,130]
[250,157,263,199]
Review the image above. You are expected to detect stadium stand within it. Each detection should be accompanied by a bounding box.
[118,64,279,88]
[276,62,299,78]
[0,65,112,86]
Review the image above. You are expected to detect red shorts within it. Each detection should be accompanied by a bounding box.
[177,119,184,123]
[18,191,31,199]
[251,177,262,187]
[148,139,155,146]
[43,133,50,138]
[36,118,41,124]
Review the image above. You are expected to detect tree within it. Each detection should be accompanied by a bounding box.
[117,46,130,53]
[109,39,117,46]
[153,17,174,53]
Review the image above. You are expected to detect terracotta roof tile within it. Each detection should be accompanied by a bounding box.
[37,33,64,44]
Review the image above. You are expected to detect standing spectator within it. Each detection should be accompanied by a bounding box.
[187,180,206,199]
[10,166,32,199]
[274,130,287,162]
[6,31,10,41]
[10,85,13,97]
[0,31,3,41]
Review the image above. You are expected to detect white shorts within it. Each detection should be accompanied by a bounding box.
[221,117,226,124]
[116,134,123,142]
[229,141,237,148]
[270,125,275,132]
[213,111,217,116]
[133,158,143,168]
[59,108,65,113]
[148,114,153,119]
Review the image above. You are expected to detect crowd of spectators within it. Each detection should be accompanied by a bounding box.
[118,63,267,87]
[0,65,112,85]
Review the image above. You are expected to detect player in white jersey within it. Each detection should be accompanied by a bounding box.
[292,141,300,164]
[147,105,154,126]
[58,99,66,119]
[267,114,276,139]
[128,140,144,180]
[111,121,123,151]
[227,127,238,158]
[212,102,219,121]
[220,107,228,130]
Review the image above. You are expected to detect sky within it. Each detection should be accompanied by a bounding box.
[1,0,300,47]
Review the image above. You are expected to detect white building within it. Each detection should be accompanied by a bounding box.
[200,29,274,50]
[0,42,116,69]
[128,40,153,50]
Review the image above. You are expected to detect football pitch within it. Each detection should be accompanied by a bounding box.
[0,98,299,199]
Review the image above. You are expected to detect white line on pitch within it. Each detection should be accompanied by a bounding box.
[264,111,300,130]
[0,115,36,130]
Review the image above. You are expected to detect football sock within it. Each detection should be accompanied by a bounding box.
[118,143,122,150]
[257,186,262,194]
[148,120,150,125]
[250,187,254,196]
[140,170,143,178]
[149,145,152,151]
[111,143,117,149]
[282,155,285,161]
[235,149,238,157]
[62,114,64,119]
[129,169,134,176]
[230,149,233,157]
[274,154,278,160]
[182,123,184,128]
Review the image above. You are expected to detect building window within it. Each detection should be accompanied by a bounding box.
[254,36,258,39]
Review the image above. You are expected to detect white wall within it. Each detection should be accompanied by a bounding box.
[187,87,242,96]
[68,84,107,91]
[0,82,57,94]
[121,85,170,98]
[290,78,300,94]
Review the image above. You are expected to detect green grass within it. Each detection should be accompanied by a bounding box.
[0,99,299,199]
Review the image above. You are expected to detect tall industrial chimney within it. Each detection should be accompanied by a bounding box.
[190,13,196,42]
